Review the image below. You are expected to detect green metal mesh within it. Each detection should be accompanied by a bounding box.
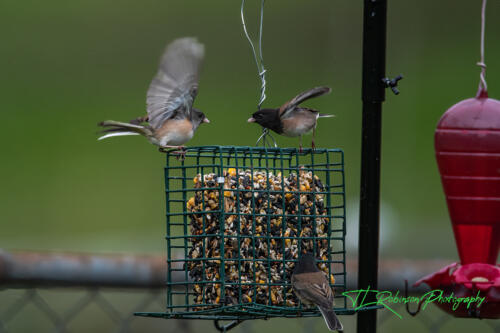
[137,146,356,321]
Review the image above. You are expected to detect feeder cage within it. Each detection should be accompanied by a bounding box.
[135,146,360,322]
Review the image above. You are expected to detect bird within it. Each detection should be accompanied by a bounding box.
[247,86,333,151]
[98,37,210,151]
[291,253,343,332]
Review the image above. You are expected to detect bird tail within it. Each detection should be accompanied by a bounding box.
[97,120,150,141]
[318,113,335,118]
[319,307,343,332]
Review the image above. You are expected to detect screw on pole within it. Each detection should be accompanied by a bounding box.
[382,74,403,95]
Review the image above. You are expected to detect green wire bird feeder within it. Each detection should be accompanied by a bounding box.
[133,0,391,329]
[135,146,366,330]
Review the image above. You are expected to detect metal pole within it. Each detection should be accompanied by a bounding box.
[0,250,168,288]
[357,0,387,332]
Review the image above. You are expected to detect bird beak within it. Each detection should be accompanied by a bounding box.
[203,118,210,124]
[247,117,256,123]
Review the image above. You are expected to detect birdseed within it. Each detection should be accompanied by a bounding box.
[186,168,333,309]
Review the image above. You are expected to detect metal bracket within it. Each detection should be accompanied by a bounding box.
[214,319,244,332]
[404,280,424,316]
[382,74,403,95]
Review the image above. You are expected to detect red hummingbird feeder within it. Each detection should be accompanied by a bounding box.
[415,87,500,319]
[414,0,500,319]
[434,90,500,266]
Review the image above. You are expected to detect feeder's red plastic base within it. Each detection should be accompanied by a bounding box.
[415,262,500,319]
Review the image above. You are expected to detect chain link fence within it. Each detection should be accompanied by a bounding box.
[0,251,498,333]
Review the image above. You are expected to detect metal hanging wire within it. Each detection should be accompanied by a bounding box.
[477,0,488,94]
[241,0,267,109]
[241,0,277,148]
[255,127,277,148]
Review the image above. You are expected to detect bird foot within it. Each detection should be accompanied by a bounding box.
[158,146,186,160]
[311,140,316,151]
[173,150,187,161]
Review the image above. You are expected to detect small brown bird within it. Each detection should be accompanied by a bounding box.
[247,86,333,151]
[292,253,343,332]
[98,37,209,150]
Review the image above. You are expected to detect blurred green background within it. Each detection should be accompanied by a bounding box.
[1,0,500,258]
[2,1,500,332]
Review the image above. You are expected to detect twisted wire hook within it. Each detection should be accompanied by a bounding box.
[257,0,266,109]
[477,0,488,93]
[241,0,277,148]
[241,0,267,109]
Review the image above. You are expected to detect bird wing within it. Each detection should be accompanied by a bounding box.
[146,37,205,129]
[279,86,331,119]
[292,272,334,309]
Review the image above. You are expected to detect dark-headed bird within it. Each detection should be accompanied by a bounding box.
[98,37,209,150]
[291,253,343,332]
[247,86,333,151]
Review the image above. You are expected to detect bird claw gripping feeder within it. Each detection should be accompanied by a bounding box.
[413,0,500,319]
[135,146,362,329]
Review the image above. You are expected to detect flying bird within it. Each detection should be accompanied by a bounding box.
[247,86,333,151]
[98,37,209,150]
[291,253,343,332]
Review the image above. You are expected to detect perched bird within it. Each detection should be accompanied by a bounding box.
[98,37,210,150]
[291,253,343,332]
[247,86,333,151]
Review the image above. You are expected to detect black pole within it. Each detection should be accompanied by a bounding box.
[357,1,387,333]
